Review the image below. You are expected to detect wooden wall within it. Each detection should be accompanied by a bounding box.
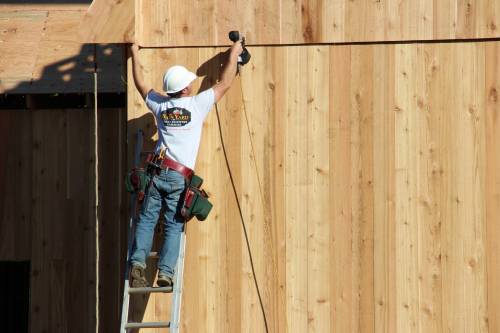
[0,107,126,333]
[127,41,500,332]
[82,0,500,45]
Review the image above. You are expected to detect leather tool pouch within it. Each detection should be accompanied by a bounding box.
[125,168,151,202]
[181,175,213,222]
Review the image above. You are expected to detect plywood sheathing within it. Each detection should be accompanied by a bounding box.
[0,8,124,94]
[127,42,500,332]
[78,0,134,43]
[0,10,48,92]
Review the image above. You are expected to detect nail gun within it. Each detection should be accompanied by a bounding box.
[229,31,251,66]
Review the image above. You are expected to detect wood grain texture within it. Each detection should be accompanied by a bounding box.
[126,42,499,332]
[0,9,125,93]
[133,0,500,46]
[485,41,500,333]
[0,111,32,261]
[0,107,125,333]
[78,0,134,43]
[31,109,90,333]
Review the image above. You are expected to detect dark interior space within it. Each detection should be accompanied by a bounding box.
[0,261,30,333]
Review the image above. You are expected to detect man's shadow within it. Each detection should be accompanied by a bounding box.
[196,49,230,93]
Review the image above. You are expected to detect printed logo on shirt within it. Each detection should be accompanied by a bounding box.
[160,107,191,127]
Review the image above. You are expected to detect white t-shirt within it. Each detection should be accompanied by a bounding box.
[145,88,215,169]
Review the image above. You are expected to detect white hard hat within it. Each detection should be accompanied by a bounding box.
[163,65,197,94]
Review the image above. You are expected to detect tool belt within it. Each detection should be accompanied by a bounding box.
[126,153,212,222]
[181,174,213,222]
[145,153,194,181]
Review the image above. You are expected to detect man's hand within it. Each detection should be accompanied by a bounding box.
[229,40,243,60]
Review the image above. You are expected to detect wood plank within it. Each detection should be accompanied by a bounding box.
[263,46,288,333]
[97,108,126,333]
[416,43,443,333]
[394,44,422,332]
[373,44,397,333]
[305,45,331,332]
[283,46,309,332]
[455,43,487,333]
[0,110,32,261]
[356,45,376,332]
[31,109,68,332]
[485,41,500,333]
[329,45,357,333]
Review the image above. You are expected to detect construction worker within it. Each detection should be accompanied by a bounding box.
[128,40,243,288]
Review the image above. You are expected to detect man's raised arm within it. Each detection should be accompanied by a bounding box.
[130,44,151,100]
[213,40,243,103]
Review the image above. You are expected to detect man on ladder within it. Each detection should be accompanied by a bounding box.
[128,39,243,288]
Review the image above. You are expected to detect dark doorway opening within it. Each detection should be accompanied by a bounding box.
[0,261,30,333]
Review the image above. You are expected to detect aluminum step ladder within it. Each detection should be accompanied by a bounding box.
[120,130,186,332]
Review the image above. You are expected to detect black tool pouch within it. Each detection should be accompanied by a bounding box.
[125,168,151,202]
[181,175,213,222]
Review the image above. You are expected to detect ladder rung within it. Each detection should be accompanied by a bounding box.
[125,321,170,329]
[129,286,172,294]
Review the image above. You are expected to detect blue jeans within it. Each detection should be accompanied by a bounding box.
[130,168,186,278]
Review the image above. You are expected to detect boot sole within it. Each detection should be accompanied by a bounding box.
[157,276,173,288]
[130,265,149,288]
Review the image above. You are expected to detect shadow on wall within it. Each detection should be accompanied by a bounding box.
[1,44,124,97]
[196,49,230,93]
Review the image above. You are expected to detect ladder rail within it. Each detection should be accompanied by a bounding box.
[170,228,187,332]
[120,130,144,333]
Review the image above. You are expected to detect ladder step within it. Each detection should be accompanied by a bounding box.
[125,321,170,329]
[128,286,172,294]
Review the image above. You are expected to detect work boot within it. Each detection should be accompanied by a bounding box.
[157,273,173,288]
[130,264,149,288]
